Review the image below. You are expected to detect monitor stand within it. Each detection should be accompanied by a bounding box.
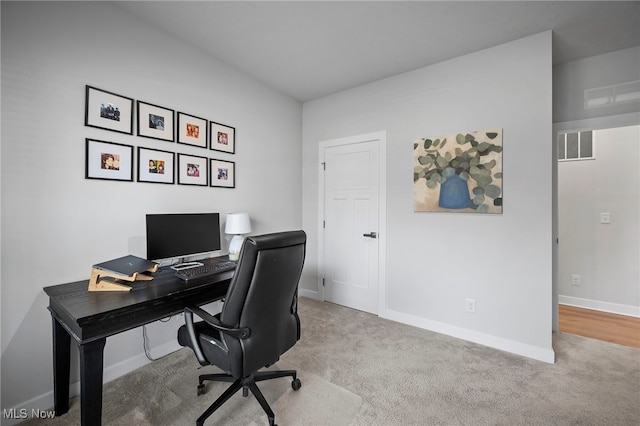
[88,264,158,292]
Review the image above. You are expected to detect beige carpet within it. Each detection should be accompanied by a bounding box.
[24,296,640,425]
[23,348,361,426]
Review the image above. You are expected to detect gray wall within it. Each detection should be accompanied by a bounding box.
[1,2,302,413]
[301,32,554,362]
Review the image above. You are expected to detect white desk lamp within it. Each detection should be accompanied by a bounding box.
[225,213,251,261]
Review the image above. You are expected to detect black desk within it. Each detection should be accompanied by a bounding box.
[43,260,233,425]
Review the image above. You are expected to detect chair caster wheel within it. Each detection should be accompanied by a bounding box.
[197,384,206,396]
[291,378,302,391]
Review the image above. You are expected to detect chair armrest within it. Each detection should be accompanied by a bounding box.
[184,306,251,340]
[183,305,251,366]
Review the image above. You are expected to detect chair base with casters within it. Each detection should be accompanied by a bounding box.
[195,369,302,426]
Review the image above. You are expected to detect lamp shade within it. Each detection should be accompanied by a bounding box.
[225,213,251,235]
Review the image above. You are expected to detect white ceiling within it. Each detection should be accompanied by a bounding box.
[113,1,640,102]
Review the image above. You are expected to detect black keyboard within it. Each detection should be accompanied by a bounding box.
[175,261,236,282]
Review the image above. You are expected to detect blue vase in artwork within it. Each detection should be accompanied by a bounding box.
[438,174,471,209]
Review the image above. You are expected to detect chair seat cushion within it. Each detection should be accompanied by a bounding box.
[177,320,232,374]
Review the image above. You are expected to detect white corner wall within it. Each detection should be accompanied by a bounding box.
[302,32,554,362]
[1,1,302,414]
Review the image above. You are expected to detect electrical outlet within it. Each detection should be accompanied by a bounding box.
[571,274,581,286]
[465,298,476,313]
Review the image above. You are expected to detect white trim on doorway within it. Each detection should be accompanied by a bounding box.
[552,112,640,330]
[318,131,387,314]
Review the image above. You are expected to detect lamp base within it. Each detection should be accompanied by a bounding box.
[228,235,245,261]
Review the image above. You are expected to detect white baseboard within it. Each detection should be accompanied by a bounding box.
[299,288,320,300]
[380,308,556,364]
[559,295,640,317]
[298,294,554,363]
[2,341,182,425]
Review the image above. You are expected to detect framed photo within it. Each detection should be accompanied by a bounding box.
[177,153,208,186]
[137,147,175,184]
[177,112,208,148]
[209,121,235,154]
[85,138,133,182]
[85,86,134,134]
[210,159,235,188]
[138,101,174,142]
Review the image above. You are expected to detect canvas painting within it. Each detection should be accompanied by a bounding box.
[413,128,503,213]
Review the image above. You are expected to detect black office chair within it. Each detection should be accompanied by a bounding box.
[178,230,306,426]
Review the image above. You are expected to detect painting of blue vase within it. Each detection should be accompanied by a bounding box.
[413,128,503,214]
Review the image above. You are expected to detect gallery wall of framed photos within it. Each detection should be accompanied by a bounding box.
[84,85,236,188]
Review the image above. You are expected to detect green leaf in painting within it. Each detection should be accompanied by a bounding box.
[477,142,490,152]
[473,194,485,205]
[417,155,431,165]
[485,184,501,198]
[443,167,456,178]
[436,156,449,169]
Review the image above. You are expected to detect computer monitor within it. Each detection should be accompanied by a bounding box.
[146,213,221,262]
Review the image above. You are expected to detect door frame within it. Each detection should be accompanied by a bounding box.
[552,112,640,331]
[318,131,387,314]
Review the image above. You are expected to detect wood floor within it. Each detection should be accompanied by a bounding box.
[559,304,640,348]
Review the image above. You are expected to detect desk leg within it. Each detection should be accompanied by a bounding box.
[79,338,106,426]
[52,317,71,416]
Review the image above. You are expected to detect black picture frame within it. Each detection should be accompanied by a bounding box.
[177,112,208,148]
[137,147,175,184]
[210,159,235,188]
[177,153,209,186]
[137,100,175,142]
[85,138,134,182]
[84,86,134,134]
[209,121,235,154]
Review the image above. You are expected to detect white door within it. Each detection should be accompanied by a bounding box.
[321,137,381,314]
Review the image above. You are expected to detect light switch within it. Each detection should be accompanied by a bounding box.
[600,212,611,224]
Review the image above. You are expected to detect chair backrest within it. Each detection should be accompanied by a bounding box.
[220,230,306,377]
